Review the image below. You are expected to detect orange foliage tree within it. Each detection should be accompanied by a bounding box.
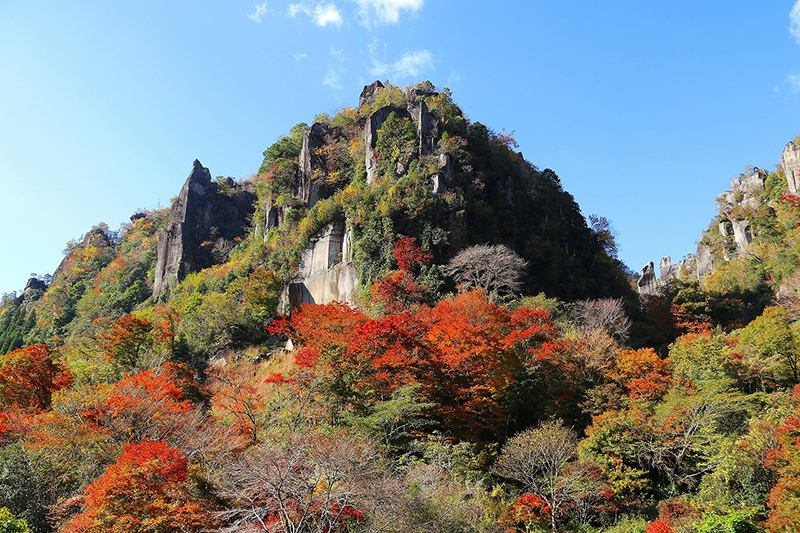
[276,290,561,440]
[89,366,196,445]
[0,344,72,410]
[64,440,213,532]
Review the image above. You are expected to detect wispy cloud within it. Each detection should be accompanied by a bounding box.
[288,2,343,28]
[295,52,309,62]
[323,48,346,89]
[788,73,800,93]
[248,2,269,22]
[792,1,800,43]
[353,0,423,27]
[369,43,434,80]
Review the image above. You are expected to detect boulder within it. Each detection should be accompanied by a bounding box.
[24,277,47,292]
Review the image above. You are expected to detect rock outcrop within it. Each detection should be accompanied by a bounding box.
[781,140,800,195]
[637,261,658,296]
[358,80,384,108]
[24,277,47,293]
[283,221,357,311]
[296,122,328,208]
[363,82,442,184]
[52,226,113,286]
[153,160,256,298]
[716,168,765,256]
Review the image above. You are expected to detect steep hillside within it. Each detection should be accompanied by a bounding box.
[0,81,631,365]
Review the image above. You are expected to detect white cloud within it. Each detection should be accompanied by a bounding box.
[369,47,434,80]
[295,52,309,61]
[323,47,346,89]
[248,2,269,22]
[353,0,423,27]
[788,73,800,92]
[288,2,343,28]
[323,67,343,89]
[791,1,800,43]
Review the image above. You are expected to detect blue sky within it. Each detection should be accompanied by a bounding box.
[2,1,800,295]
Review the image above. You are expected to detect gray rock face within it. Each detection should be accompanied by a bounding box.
[731,219,752,251]
[696,243,714,279]
[154,160,212,298]
[296,123,328,208]
[714,167,765,256]
[284,220,357,311]
[404,84,437,102]
[781,140,800,195]
[407,98,438,156]
[261,194,284,238]
[659,255,695,283]
[153,160,256,298]
[430,153,452,195]
[358,80,384,108]
[659,256,678,280]
[637,261,659,297]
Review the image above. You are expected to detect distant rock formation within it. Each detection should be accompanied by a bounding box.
[781,139,800,195]
[283,220,357,312]
[153,160,256,298]
[636,168,768,295]
[716,168,765,257]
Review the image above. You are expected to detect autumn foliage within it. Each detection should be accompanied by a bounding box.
[278,289,561,439]
[64,440,212,532]
[0,344,72,410]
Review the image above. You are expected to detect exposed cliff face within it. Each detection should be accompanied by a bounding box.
[781,140,800,195]
[153,160,256,298]
[283,220,357,312]
[296,122,329,208]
